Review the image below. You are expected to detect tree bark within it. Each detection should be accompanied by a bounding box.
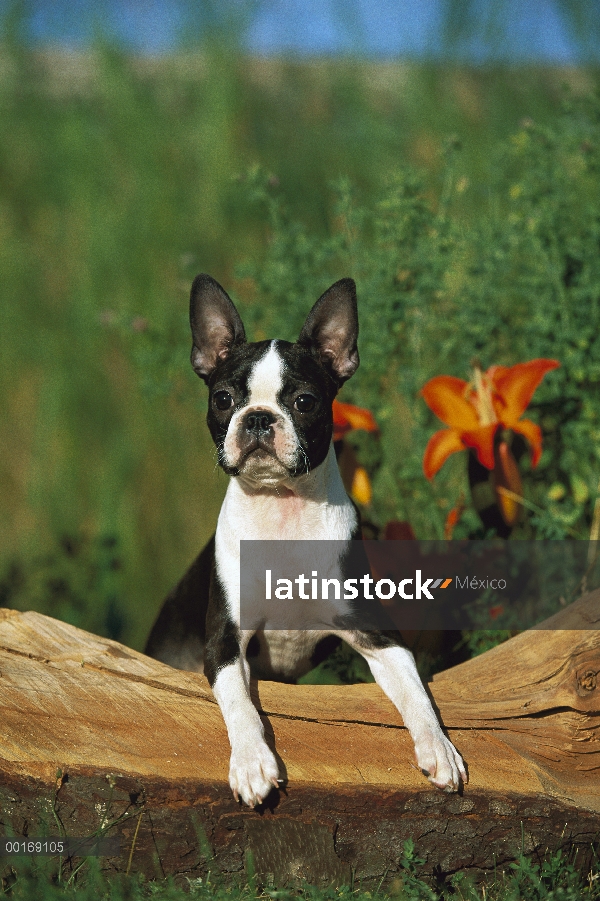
[0,592,598,887]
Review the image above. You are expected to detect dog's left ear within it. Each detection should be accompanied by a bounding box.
[297,278,359,386]
[189,274,246,382]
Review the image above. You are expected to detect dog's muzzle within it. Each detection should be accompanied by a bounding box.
[243,409,276,438]
[222,405,299,479]
[234,408,280,465]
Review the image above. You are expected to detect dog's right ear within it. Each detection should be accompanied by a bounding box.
[297,278,359,386]
[189,274,246,382]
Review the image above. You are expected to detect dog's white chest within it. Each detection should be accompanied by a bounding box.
[248,629,330,680]
[214,443,357,624]
[222,491,350,542]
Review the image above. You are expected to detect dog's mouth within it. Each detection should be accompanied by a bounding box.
[240,438,276,462]
[219,421,307,481]
[222,437,289,479]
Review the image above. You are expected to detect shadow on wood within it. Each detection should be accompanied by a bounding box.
[0,591,599,886]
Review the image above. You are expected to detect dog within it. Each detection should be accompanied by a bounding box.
[145,274,467,807]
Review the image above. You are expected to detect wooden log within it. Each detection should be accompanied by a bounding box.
[0,592,599,887]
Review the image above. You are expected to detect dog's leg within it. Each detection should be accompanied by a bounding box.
[145,537,213,671]
[343,633,467,791]
[207,630,280,807]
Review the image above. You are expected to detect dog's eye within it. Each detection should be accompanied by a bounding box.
[213,391,234,411]
[294,394,316,413]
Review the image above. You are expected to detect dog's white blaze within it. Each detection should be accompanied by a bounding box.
[222,342,299,470]
[247,341,283,405]
[245,342,299,464]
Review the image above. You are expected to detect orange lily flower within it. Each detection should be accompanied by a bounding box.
[332,399,378,442]
[421,359,560,479]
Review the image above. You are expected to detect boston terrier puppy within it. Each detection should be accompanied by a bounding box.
[145,274,466,807]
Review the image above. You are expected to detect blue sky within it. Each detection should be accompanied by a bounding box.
[5,0,599,62]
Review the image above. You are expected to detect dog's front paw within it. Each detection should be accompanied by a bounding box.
[413,727,467,792]
[229,741,280,807]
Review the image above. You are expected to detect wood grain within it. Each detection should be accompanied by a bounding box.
[0,591,599,886]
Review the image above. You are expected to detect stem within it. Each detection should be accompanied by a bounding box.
[126,811,144,878]
[495,486,585,539]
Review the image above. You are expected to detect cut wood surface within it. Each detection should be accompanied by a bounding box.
[0,592,599,886]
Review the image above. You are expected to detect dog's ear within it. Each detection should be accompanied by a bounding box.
[297,278,359,386]
[189,274,246,382]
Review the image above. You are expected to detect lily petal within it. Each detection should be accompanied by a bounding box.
[421,376,480,431]
[332,400,378,441]
[510,417,544,467]
[423,428,466,479]
[491,359,560,424]
[461,423,498,470]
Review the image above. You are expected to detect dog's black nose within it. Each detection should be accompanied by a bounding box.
[244,410,275,435]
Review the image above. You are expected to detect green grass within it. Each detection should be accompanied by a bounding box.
[2,840,598,900]
[0,33,599,651]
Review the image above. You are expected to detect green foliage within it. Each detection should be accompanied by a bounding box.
[456,629,513,657]
[2,842,597,900]
[298,641,375,685]
[392,838,438,901]
[0,533,126,640]
[235,92,600,543]
[501,848,594,901]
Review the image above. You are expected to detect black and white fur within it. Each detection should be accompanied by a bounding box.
[146,274,467,807]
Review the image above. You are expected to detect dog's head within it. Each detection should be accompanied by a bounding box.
[189,274,359,485]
